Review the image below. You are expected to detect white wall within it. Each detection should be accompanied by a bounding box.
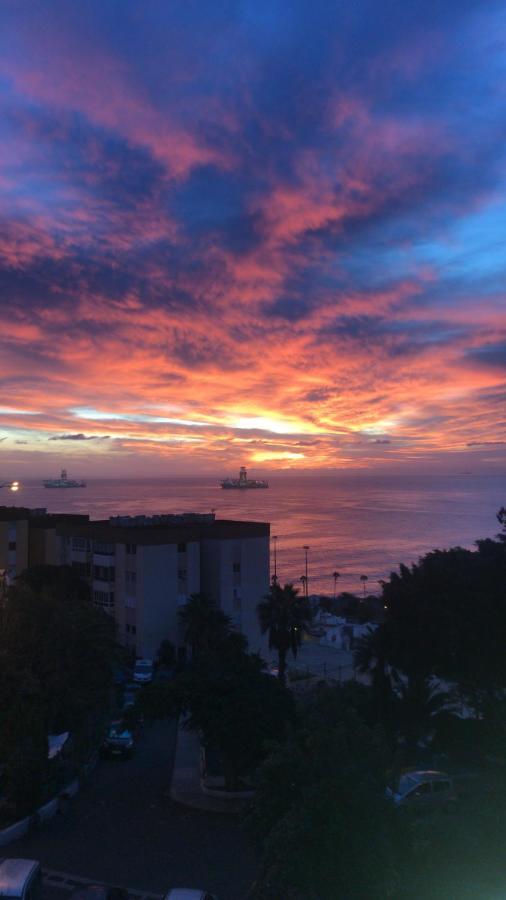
[137,544,178,659]
[200,534,270,659]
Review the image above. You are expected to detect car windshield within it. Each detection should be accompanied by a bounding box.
[136,665,151,673]
[108,724,130,739]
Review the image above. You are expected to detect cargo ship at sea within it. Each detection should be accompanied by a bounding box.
[221,466,268,489]
[43,468,86,488]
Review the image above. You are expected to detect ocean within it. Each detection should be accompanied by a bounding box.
[8,473,504,596]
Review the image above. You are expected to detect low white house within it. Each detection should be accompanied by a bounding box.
[316,612,378,650]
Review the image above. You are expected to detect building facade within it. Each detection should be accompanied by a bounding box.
[0,507,270,660]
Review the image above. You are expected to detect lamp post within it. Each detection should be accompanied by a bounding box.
[360,574,368,598]
[271,535,278,585]
[300,574,307,597]
[303,545,309,598]
[332,570,340,603]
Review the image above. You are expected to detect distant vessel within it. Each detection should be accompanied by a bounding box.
[43,468,86,489]
[221,466,269,489]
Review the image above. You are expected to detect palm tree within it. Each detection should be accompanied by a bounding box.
[354,626,393,724]
[178,593,232,658]
[392,672,453,759]
[257,582,312,683]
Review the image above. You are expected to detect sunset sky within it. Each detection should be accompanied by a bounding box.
[1,0,505,477]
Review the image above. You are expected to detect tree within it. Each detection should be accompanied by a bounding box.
[0,663,48,816]
[497,507,506,541]
[157,639,176,670]
[1,576,116,733]
[143,635,294,790]
[248,684,401,899]
[354,627,395,732]
[0,566,118,812]
[257,582,312,683]
[360,519,506,747]
[16,564,91,604]
[391,673,453,758]
[178,592,232,657]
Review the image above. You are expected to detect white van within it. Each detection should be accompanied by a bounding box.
[0,859,42,900]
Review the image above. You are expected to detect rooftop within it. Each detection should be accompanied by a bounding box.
[0,506,89,526]
[0,506,269,543]
[59,517,269,544]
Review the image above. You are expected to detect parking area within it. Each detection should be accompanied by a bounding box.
[11,720,256,900]
[286,636,359,681]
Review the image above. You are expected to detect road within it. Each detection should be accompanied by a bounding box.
[11,720,256,900]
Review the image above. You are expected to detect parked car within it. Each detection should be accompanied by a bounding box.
[100,721,135,759]
[386,770,455,809]
[122,685,140,710]
[0,858,42,900]
[133,659,154,684]
[165,891,217,900]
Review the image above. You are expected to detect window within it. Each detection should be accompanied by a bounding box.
[72,537,89,551]
[126,571,137,585]
[8,541,16,551]
[93,541,114,555]
[93,590,114,609]
[126,543,137,555]
[178,568,187,580]
[72,561,90,578]
[93,565,115,582]
[233,562,241,574]
[411,782,431,797]
[433,781,450,793]
[177,542,187,553]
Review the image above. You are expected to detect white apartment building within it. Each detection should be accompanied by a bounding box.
[0,507,270,660]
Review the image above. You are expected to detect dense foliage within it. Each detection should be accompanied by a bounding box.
[249,683,402,899]
[0,566,117,813]
[354,511,506,754]
[143,630,294,790]
[250,511,506,898]
[178,592,233,657]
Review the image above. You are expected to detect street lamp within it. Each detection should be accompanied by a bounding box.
[303,545,309,598]
[332,570,340,602]
[271,535,278,585]
[300,574,307,596]
[360,574,368,598]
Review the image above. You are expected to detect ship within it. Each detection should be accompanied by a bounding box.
[43,468,86,488]
[221,466,269,489]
